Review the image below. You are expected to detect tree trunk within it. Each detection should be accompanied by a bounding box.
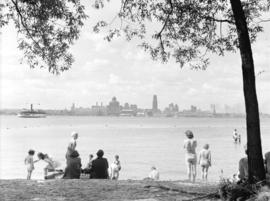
[229,0,265,183]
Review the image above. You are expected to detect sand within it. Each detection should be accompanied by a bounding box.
[0,179,220,201]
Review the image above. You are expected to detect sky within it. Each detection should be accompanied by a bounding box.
[0,2,270,113]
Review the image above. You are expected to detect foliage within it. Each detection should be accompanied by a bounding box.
[1,0,87,74]
[93,0,269,70]
[218,177,269,201]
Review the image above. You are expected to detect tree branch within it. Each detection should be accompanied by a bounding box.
[203,15,234,24]
[156,0,173,54]
[257,18,270,23]
[11,0,43,52]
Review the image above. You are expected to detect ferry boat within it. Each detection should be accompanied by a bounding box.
[17,104,46,118]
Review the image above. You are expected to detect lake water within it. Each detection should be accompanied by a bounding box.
[0,115,270,181]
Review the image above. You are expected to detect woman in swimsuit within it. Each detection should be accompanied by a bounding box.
[183,130,197,182]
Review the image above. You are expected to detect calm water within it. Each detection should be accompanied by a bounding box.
[0,115,270,181]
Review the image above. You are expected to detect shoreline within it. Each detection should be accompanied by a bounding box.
[0,179,219,201]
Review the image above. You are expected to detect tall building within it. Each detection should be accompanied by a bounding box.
[107,97,121,116]
[152,95,158,113]
[71,103,75,111]
[210,104,216,114]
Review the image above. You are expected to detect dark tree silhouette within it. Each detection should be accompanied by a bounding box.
[93,0,270,183]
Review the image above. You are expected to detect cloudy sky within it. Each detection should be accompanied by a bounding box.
[0,2,270,113]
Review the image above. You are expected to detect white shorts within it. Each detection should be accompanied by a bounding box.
[186,154,197,165]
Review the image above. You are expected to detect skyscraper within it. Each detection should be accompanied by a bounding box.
[152,95,158,113]
[107,97,121,116]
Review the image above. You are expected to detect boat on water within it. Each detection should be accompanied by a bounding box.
[17,104,46,118]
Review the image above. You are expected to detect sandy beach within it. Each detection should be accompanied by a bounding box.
[0,179,219,201]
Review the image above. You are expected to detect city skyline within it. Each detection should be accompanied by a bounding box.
[0,95,249,115]
[1,2,270,113]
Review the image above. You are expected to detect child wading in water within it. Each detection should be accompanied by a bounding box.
[24,149,37,180]
[198,144,211,181]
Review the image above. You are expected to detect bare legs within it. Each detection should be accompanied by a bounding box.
[187,163,196,182]
[27,170,32,180]
[201,166,209,181]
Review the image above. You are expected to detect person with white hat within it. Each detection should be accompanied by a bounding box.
[65,131,79,163]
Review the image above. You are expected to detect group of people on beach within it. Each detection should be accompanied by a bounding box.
[25,129,270,182]
[24,132,121,180]
[183,129,270,183]
[24,150,62,180]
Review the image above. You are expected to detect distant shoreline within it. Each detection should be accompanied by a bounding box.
[1,113,270,118]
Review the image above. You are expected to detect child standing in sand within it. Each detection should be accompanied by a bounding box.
[24,149,36,180]
[110,155,121,180]
[198,144,211,180]
[148,166,160,180]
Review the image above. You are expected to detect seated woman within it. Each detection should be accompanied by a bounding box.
[91,149,109,179]
[37,152,61,179]
[82,154,94,175]
[63,150,82,179]
[238,149,248,182]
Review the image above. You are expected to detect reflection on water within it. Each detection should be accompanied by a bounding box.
[1,115,270,181]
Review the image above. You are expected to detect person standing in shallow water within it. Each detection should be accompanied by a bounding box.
[66,131,79,163]
[198,144,211,181]
[183,130,197,182]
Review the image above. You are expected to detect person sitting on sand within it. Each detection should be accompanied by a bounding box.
[66,131,79,163]
[24,149,38,180]
[148,166,160,180]
[265,151,270,179]
[110,155,121,180]
[91,149,109,179]
[63,150,82,179]
[198,144,211,181]
[238,148,248,182]
[183,130,197,182]
[82,154,94,175]
[37,152,61,179]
